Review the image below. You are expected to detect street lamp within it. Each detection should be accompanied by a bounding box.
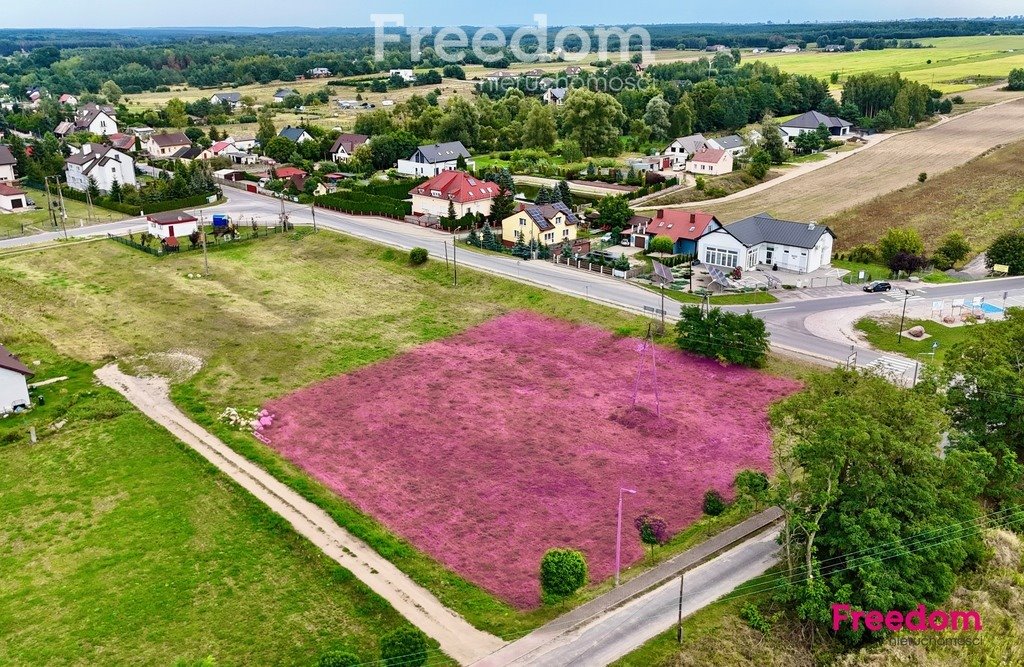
[897,288,915,345]
[615,487,637,587]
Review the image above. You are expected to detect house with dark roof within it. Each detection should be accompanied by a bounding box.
[707,134,748,157]
[73,102,119,136]
[64,143,137,193]
[409,170,498,218]
[279,126,313,144]
[543,87,568,106]
[663,134,709,167]
[330,133,369,161]
[398,141,474,177]
[210,92,243,108]
[697,212,836,274]
[780,111,852,144]
[0,343,33,414]
[147,211,198,240]
[630,209,722,256]
[0,145,17,182]
[500,202,579,248]
[145,132,192,158]
[273,88,298,103]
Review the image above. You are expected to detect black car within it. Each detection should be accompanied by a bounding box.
[863,281,892,293]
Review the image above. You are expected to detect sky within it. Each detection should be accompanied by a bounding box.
[3,1,1023,29]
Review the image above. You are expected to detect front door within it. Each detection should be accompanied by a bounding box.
[168,226,174,237]
[765,246,774,264]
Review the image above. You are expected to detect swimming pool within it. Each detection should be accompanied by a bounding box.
[979,302,1004,315]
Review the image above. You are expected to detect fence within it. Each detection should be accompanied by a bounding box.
[551,254,645,279]
[108,225,286,256]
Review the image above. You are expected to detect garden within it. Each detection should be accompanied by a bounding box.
[261,310,800,608]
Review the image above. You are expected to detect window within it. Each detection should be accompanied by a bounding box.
[704,246,739,268]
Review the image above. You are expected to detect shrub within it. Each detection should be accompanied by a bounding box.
[702,489,727,516]
[634,512,669,558]
[986,231,1024,275]
[409,247,428,265]
[936,231,971,267]
[648,235,674,255]
[734,469,770,506]
[951,95,965,104]
[318,651,360,667]
[379,628,428,667]
[740,602,773,634]
[540,548,588,602]
[930,250,954,271]
[918,172,928,183]
[847,244,878,263]
[675,306,769,367]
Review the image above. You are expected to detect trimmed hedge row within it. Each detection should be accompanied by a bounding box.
[58,186,217,216]
[315,190,412,217]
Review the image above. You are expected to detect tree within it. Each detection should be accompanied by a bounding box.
[456,154,467,170]
[489,168,516,223]
[935,232,971,268]
[446,200,457,225]
[379,628,428,667]
[942,308,1024,503]
[771,369,988,644]
[634,512,669,558]
[556,180,573,208]
[702,490,727,516]
[561,88,626,157]
[442,64,466,80]
[86,176,100,201]
[675,306,770,367]
[877,227,924,269]
[263,136,296,164]
[100,80,123,104]
[522,104,557,150]
[985,231,1024,275]
[889,251,928,275]
[535,186,552,205]
[734,470,770,508]
[353,109,395,137]
[759,116,788,165]
[409,247,428,265]
[185,126,207,144]
[747,147,772,180]
[596,195,633,243]
[642,96,672,141]
[670,96,695,137]
[1008,68,1024,91]
[317,651,360,667]
[164,98,188,128]
[108,179,123,203]
[648,235,674,255]
[480,222,501,251]
[256,113,277,148]
[540,548,588,602]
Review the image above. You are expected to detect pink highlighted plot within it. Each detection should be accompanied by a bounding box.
[263,311,800,608]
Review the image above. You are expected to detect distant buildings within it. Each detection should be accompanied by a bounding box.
[397,141,473,178]
[145,132,192,158]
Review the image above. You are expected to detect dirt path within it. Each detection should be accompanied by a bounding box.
[94,364,506,666]
[685,94,1024,223]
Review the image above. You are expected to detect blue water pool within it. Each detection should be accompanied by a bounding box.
[979,302,1003,315]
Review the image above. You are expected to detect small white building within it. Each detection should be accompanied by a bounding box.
[0,344,33,414]
[697,212,835,274]
[0,183,28,211]
[210,92,243,109]
[706,135,748,157]
[542,88,568,105]
[279,126,314,144]
[65,143,137,193]
[397,141,474,177]
[146,211,198,240]
[389,69,416,82]
[685,148,733,176]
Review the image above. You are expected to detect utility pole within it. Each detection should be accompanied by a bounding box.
[452,232,458,286]
[85,186,95,224]
[676,573,685,643]
[278,198,290,231]
[55,177,69,240]
[200,210,209,276]
[43,176,57,228]
[897,289,913,345]
[310,204,317,232]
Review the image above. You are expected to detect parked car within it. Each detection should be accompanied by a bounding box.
[863,281,892,293]
[598,233,612,244]
[620,238,630,247]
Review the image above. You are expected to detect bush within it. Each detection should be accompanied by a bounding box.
[703,489,727,516]
[930,250,954,271]
[740,602,773,634]
[675,306,769,367]
[540,548,588,602]
[951,95,965,104]
[918,172,928,183]
[847,244,878,263]
[379,628,428,667]
[318,651,360,667]
[734,470,770,506]
[409,247,428,265]
[986,231,1024,275]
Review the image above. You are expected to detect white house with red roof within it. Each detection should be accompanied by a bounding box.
[685,147,733,176]
[0,343,33,414]
[409,170,499,219]
[0,183,28,212]
[630,209,721,256]
[147,211,198,240]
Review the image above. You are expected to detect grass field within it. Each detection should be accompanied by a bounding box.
[0,333,418,665]
[0,187,125,238]
[854,316,980,365]
[700,97,1024,227]
[824,139,1024,253]
[747,36,1024,93]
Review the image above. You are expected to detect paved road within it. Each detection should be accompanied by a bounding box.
[502,529,781,666]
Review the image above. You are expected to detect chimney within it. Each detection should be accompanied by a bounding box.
[657,209,664,219]
[690,212,696,224]
[808,221,816,230]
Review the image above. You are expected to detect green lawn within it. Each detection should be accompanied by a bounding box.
[854,315,982,365]
[653,285,779,306]
[0,335,422,666]
[832,259,959,285]
[0,187,125,238]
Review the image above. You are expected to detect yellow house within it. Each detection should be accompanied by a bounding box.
[501,203,579,248]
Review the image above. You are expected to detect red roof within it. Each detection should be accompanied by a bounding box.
[0,183,26,197]
[210,141,233,154]
[644,210,719,242]
[410,170,499,204]
[274,166,307,179]
[690,148,727,164]
[0,344,33,377]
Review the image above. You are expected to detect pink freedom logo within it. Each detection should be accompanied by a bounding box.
[831,604,982,633]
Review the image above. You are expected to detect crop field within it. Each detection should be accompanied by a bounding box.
[824,138,1024,253]
[700,97,1024,228]
[747,36,1024,93]
[261,311,800,608]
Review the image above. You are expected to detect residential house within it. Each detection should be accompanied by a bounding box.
[685,147,733,175]
[522,69,545,78]
[389,69,416,82]
[663,134,708,167]
[73,103,119,136]
[273,88,297,103]
[409,170,498,218]
[173,145,211,163]
[779,110,852,143]
[822,44,847,52]
[781,45,802,53]
[230,134,258,151]
[543,87,568,106]
[58,93,79,106]
[25,87,42,103]
[210,92,243,109]
[697,212,835,274]
[706,134,748,157]
[307,67,332,78]
[147,211,198,240]
[128,126,155,140]
[273,166,307,182]
[223,148,257,165]
[279,126,313,144]
[65,143,137,193]
[0,343,33,414]
[145,132,192,158]
[500,202,579,248]
[330,133,369,161]
[628,155,672,172]
[209,140,235,157]
[0,145,17,182]
[107,133,137,152]
[397,141,474,177]
[630,209,721,255]
[564,65,583,76]
[0,183,28,212]
[53,120,76,137]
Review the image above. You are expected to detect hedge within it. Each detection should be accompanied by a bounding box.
[315,190,412,217]
[58,186,218,216]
